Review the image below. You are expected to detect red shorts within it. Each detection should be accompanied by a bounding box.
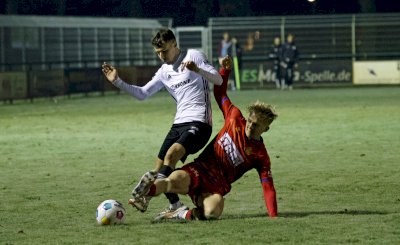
[180,161,231,206]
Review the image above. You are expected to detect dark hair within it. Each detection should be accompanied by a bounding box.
[152,29,176,48]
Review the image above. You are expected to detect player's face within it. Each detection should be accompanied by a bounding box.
[245,112,269,140]
[287,35,294,43]
[223,32,229,41]
[154,41,178,64]
[274,37,280,46]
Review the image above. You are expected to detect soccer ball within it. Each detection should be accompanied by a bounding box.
[96,199,126,225]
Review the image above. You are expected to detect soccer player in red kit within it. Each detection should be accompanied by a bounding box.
[129,56,278,221]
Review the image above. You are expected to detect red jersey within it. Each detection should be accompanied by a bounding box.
[183,68,278,217]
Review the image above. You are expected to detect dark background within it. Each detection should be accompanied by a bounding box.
[1,0,399,26]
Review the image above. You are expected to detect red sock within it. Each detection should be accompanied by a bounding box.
[185,209,192,220]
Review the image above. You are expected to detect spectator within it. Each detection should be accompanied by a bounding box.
[268,36,283,89]
[280,34,299,90]
[218,32,232,63]
[244,31,261,52]
[218,32,237,90]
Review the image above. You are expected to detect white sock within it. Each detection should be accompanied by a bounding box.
[157,173,167,179]
[176,209,189,219]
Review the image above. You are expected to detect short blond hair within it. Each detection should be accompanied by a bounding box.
[247,101,278,124]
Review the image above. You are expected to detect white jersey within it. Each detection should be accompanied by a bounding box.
[113,49,222,126]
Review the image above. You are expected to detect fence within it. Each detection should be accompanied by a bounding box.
[208,13,400,88]
[0,15,173,72]
[208,13,400,62]
[0,13,399,101]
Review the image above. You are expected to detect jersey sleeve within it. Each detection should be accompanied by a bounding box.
[191,50,223,85]
[214,67,236,119]
[112,68,164,100]
[257,155,278,217]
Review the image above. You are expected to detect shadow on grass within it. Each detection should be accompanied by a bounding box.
[223,209,390,220]
[279,209,390,218]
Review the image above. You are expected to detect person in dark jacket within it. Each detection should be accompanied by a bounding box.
[268,36,283,89]
[280,34,299,90]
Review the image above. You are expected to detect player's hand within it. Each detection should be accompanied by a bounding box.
[102,62,118,83]
[181,60,200,73]
[221,55,232,70]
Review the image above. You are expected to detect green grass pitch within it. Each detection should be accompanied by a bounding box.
[1,86,399,244]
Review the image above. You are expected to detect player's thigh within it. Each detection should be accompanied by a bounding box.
[201,193,224,219]
[177,122,211,155]
[168,170,191,194]
[158,127,180,161]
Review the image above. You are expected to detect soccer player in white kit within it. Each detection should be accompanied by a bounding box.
[102,29,222,214]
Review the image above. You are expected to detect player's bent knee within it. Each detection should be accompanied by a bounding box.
[203,194,224,220]
[203,209,222,220]
[203,202,223,220]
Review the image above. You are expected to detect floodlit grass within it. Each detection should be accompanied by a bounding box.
[1,86,399,244]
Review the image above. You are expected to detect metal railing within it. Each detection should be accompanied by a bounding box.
[208,13,400,62]
[0,15,172,72]
[1,13,400,72]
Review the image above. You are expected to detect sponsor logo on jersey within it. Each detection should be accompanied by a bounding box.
[218,132,244,167]
[170,79,191,90]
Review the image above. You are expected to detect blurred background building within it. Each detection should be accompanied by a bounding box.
[0,0,399,101]
[1,0,399,26]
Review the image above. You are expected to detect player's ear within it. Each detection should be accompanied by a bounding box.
[264,121,272,132]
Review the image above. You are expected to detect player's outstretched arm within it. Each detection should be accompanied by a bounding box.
[259,170,278,218]
[214,56,232,118]
[181,51,223,85]
[182,60,223,85]
[101,62,163,100]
